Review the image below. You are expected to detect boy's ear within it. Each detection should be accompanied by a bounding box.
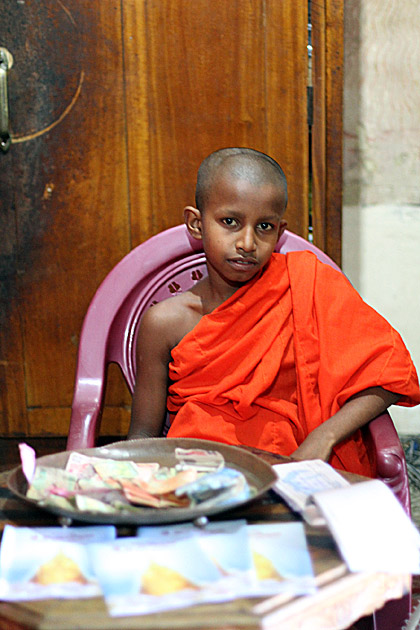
[278,219,288,238]
[184,206,203,240]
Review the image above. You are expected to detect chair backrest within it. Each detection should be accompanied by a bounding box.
[68,225,412,565]
[67,225,340,449]
[67,224,410,514]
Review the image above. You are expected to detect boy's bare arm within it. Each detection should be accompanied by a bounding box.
[291,386,400,462]
[128,306,173,440]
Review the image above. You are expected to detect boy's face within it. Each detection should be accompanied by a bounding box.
[185,170,287,288]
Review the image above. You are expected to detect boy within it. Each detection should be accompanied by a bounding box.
[129,147,420,477]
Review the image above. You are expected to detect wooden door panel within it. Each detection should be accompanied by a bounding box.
[0,131,26,435]
[124,0,308,246]
[1,0,342,439]
[1,1,130,436]
[265,0,309,235]
[0,308,26,435]
[311,0,343,264]
[109,0,307,435]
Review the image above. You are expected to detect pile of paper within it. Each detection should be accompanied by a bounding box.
[272,459,351,526]
[272,459,420,574]
[0,521,316,616]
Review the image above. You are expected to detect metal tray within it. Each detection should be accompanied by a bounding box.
[8,438,276,525]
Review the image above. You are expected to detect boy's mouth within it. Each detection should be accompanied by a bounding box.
[227,257,258,269]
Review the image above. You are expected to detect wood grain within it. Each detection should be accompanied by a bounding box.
[311,0,327,251]
[311,0,343,265]
[324,0,344,265]
[1,1,130,435]
[265,0,309,236]
[124,0,308,245]
[1,0,343,438]
[21,1,130,410]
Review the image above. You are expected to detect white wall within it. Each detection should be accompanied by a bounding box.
[343,205,420,433]
[342,0,420,434]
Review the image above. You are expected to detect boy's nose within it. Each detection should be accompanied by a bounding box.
[236,227,257,253]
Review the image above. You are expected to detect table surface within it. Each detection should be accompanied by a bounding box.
[0,447,410,630]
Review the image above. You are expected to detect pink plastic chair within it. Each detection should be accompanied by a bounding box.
[68,224,407,495]
[68,224,411,630]
[67,225,410,504]
[68,224,410,508]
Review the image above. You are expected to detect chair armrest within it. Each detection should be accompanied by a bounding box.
[67,376,105,450]
[67,406,100,451]
[366,412,411,516]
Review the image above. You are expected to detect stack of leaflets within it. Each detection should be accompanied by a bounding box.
[0,520,316,616]
[272,459,420,574]
[0,525,116,600]
[272,459,350,526]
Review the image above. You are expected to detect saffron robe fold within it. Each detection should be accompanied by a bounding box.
[167,252,420,476]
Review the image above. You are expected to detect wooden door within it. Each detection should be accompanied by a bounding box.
[0,0,342,441]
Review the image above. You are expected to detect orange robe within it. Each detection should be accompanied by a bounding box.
[167,252,420,476]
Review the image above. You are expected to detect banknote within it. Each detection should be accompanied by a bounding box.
[21,444,246,514]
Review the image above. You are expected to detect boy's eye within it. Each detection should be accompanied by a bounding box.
[258,222,274,231]
[222,218,237,227]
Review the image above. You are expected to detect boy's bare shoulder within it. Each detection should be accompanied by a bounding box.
[139,289,204,351]
[143,291,201,324]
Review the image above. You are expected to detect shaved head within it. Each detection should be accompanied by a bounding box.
[195,148,288,212]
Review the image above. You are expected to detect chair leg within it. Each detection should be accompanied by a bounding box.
[352,593,411,630]
[373,593,411,630]
[354,614,374,629]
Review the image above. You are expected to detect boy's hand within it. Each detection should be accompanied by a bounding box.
[291,386,400,463]
[290,426,334,462]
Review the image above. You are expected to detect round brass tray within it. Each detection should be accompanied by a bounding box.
[8,438,276,525]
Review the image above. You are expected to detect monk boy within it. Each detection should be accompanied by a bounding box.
[129,148,420,476]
